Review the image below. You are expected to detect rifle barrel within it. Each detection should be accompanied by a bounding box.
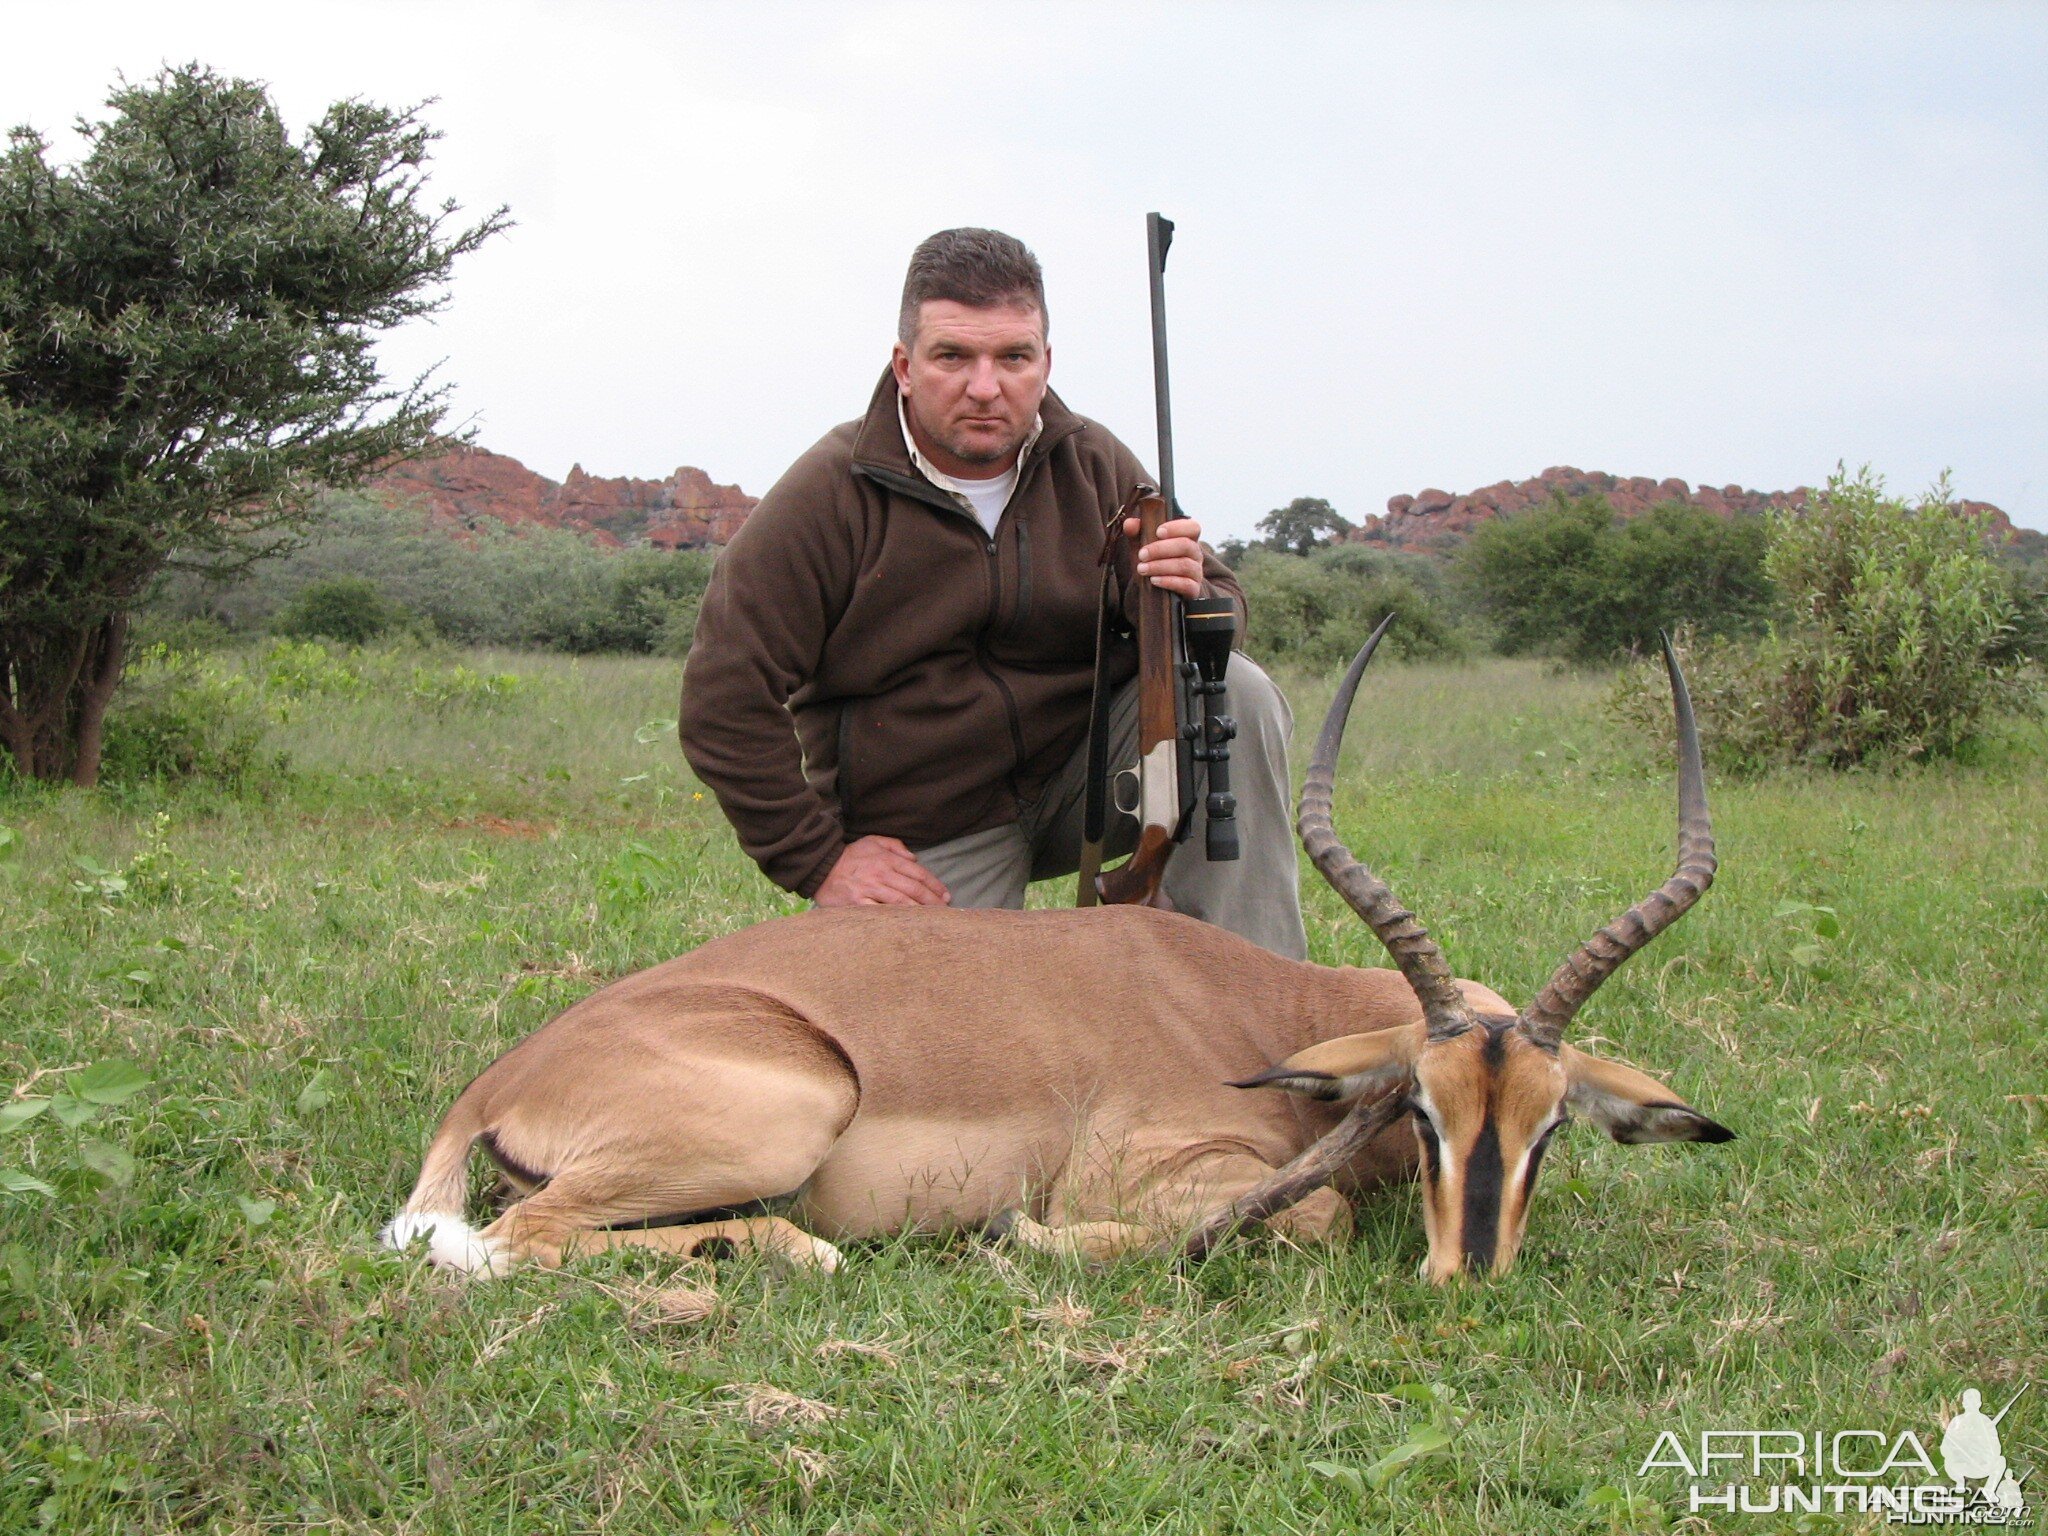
[1147,212,1176,514]
[1991,1384,2029,1425]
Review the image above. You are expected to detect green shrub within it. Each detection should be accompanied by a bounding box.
[524,546,716,655]
[1992,561,2048,668]
[394,661,524,711]
[274,576,402,644]
[99,647,280,788]
[1762,468,2032,763]
[1610,470,2038,769]
[261,638,370,699]
[1605,629,1784,775]
[256,638,524,714]
[1458,495,1772,661]
[1235,549,1469,667]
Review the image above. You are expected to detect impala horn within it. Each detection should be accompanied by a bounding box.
[1298,615,1474,1042]
[1517,632,1715,1050]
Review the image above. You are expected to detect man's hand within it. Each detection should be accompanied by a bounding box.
[1124,513,1209,600]
[815,835,951,907]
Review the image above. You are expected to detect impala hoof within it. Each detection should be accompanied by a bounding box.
[808,1237,845,1273]
[381,1211,509,1278]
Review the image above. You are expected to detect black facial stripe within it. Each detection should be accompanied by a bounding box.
[1413,1111,1441,1180]
[1461,1119,1503,1271]
[1523,1124,1558,1192]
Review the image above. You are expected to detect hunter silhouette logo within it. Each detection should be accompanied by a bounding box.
[1943,1389,2029,1516]
[1638,1383,2032,1522]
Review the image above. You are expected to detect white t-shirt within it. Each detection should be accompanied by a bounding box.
[952,465,1018,536]
[897,389,1039,537]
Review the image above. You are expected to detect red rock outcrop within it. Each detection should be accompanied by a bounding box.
[1352,467,2014,552]
[369,442,756,549]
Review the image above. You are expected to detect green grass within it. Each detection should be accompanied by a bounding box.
[1,648,2042,1533]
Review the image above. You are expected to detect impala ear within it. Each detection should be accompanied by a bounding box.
[1230,1026,1420,1102]
[1560,1046,1735,1145]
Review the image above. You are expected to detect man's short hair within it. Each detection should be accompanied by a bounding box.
[897,228,1048,348]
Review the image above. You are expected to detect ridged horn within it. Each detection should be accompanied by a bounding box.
[1299,615,1473,1042]
[1519,632,1715,1050]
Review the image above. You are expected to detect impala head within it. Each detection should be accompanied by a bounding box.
[1234,620,1732,1282]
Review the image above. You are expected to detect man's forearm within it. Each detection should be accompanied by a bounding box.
[677,668,847,895]
[679,716,846,896]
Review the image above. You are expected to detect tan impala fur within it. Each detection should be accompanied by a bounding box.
[385,906,1497,1274]
[384,624,1734,1282]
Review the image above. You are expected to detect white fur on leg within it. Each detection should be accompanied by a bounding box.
[380,1211,508,1278]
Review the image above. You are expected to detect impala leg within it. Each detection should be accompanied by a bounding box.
[478,1170,845,1275]
[446,1023,858,1278]
[1164,1151,1354,1247]
[999,1213,1160,1264]
[997,1150,1352,1264]
[552,1216,843,1272]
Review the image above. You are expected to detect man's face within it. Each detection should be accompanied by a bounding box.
[891,299,1050,479]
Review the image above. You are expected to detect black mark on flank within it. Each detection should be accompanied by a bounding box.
[479,1131,549,1190]
[604,1191,803,1231]
[1461,1120,1504,1271]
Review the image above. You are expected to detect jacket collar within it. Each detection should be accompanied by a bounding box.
[897,390,1039,509]
[851,366,1085,511]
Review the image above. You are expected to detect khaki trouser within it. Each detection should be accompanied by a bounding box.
[907,653,1308,960]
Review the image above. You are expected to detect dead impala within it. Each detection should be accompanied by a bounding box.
[385,623,1732,1282]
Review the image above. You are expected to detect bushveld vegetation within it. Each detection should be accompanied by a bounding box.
[1,640,2041,1532]
[148,472,2044,736]
[151,493,717,658]
[1611,470,2041,771]
[1233,546,1471,665]
[1456,496,1775,662]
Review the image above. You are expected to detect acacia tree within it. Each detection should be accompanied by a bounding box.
[0,64,506,784]
[1256,496,1351,556]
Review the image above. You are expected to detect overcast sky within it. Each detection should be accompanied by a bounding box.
[7,2,2044,537]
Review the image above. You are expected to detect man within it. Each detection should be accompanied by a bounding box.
[681,228,1306,959]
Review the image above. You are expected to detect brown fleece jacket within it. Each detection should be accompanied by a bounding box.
[679,369,1244,897]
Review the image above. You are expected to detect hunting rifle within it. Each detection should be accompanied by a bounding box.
[1080,213,1240,908]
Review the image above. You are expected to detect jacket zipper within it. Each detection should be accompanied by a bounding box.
[1011,520,1032,637]
[836,700,857,819]
[973,526,1028,782]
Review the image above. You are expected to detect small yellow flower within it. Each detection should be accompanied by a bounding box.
[692,792,703,801]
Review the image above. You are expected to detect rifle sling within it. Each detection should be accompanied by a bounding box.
[1077,495,1140,906]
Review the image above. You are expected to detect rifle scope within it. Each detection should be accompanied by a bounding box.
[1181,595,1240,863]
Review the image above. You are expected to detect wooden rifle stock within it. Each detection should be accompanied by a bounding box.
[1094,487,1184,908]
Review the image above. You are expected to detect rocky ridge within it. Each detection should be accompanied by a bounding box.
[1352,466,2015,552]
[369,442,756,549]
